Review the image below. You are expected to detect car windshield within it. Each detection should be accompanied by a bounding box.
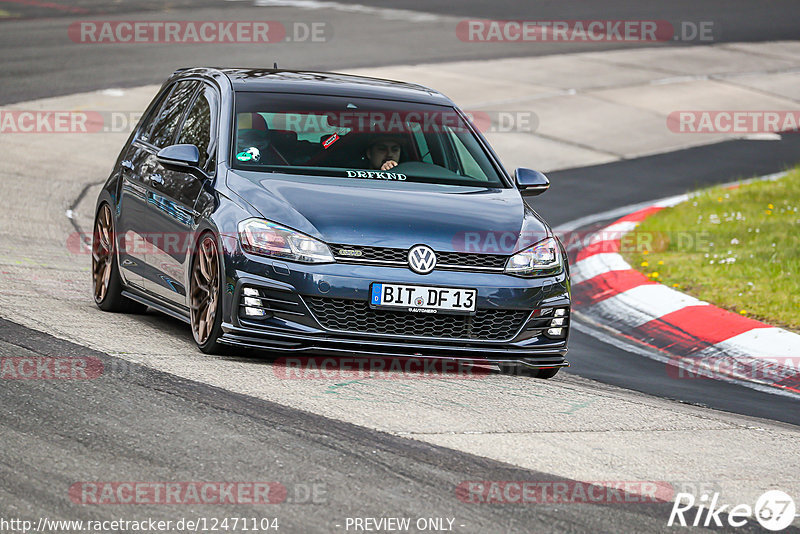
[231,92,506,187]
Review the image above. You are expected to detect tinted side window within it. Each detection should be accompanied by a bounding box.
[177,84,218,169]
[146,80,198,149]
[136,87,172,141]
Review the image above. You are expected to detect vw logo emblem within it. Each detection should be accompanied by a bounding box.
[408,245,436,274]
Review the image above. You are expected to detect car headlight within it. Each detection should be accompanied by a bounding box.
[505,237,563,277]
[238,219,335,263]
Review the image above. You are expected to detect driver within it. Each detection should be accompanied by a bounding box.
[364,135,403,171]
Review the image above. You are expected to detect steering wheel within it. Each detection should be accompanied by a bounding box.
[388,160,469,182]
[388,161,434,173]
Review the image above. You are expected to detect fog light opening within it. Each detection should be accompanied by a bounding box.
[243,296,262,307]
[244,306,268,318]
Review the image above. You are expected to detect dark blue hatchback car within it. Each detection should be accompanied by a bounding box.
[92,68,570,378]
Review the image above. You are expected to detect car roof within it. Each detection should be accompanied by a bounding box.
[175,68,455,106]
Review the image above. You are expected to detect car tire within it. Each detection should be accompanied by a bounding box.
[92,203,148,314]
[532,367,560,379]
[498,363,560,379]
[190,232,226,354]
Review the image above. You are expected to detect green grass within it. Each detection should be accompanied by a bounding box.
[620,167,800,332]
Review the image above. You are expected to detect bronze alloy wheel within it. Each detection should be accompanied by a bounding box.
[191,235,220,346]
[92,204,114,303]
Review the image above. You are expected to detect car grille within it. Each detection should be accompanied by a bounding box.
[304,297,530,341]
[329,244,508,272]
[436,251,507,269]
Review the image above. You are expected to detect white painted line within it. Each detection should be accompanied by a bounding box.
[249,0,449,23]
[652,194,690,208]
[571,253,631,284]
[742,133,782,141]
[555,201,657,234]
[650,75,709,85]
[471,89,576,107]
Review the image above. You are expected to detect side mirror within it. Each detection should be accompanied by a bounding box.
[157,144,200,169]
[515,168,550,196]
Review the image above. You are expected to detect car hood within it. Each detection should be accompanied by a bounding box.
[227,170,550,254]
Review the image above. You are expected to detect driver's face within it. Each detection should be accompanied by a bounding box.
[366,142,401,169]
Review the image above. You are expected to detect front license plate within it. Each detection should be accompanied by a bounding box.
[370,283,477,315]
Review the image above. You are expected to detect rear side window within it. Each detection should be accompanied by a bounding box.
[144,80,198,148]
[177,84,219,170]
[136,87,171,142]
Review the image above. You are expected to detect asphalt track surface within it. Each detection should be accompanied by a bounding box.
[1,0,799,105]
[0,318,710,534]
[1,1,800,532]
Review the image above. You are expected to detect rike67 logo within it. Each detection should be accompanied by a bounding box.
[668,490,796,531]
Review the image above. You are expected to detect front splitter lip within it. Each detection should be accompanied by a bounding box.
[219,322,569,368]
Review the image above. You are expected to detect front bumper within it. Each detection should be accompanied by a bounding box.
[220,254,571,368]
